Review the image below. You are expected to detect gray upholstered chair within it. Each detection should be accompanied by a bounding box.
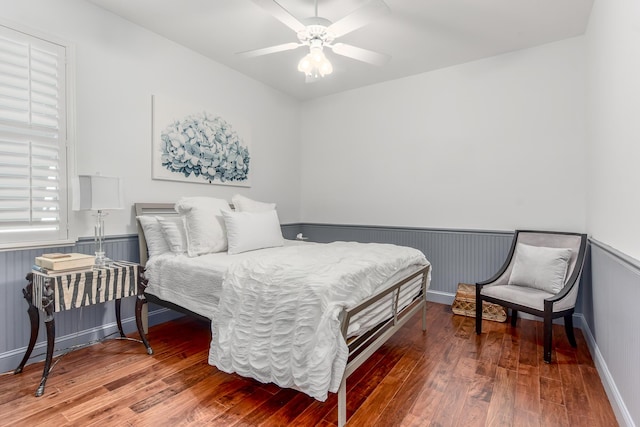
[475,230,588,363]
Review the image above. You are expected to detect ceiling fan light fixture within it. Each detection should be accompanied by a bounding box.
[297,46,333,78]
[246,0,391,81]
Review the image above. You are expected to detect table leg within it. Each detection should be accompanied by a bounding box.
[35,277,56,397]
[115,299,125,337]
[135,295,153,355]
[136,269,153,355]
[14,274,39,374]
[36,317,55,397]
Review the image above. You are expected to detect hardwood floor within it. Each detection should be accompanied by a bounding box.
[0,302,618,426]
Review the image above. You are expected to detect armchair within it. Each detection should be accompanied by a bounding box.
[475,230,587,363]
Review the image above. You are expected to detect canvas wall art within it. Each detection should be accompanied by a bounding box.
[152,95,251,187]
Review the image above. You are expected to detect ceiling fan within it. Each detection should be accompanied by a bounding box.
[239,0,391,80]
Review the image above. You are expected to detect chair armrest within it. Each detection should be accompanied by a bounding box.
[477,277,498,286]
[545,234,588,304]
[476,231,519,287]
[545,279,575,303]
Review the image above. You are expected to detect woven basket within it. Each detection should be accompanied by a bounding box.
[452,283,507,322]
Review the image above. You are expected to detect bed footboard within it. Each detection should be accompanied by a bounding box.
[337,264,431,427]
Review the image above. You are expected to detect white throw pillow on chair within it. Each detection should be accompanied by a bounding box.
[508,243,572,294]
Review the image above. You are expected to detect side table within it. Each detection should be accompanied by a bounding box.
[13,261,153,397]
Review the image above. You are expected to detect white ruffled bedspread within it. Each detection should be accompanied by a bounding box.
[208,241,430,401]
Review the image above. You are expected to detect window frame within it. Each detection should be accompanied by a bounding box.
[0,19,76,251]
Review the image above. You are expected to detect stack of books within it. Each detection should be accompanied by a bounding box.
[33,253,96,274]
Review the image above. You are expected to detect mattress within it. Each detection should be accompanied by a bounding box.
[144,240,426,336]
[143,240,307,319]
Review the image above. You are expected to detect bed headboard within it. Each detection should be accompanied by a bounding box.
[135,202,178,267]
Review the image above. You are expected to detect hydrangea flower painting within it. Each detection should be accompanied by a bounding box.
[152,96,251,187]
[161,113,250,183]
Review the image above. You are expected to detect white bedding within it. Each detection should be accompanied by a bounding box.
[144,240,307,319]
[207,241,430,401]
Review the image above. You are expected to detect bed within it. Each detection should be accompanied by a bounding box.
[135,201,431,426]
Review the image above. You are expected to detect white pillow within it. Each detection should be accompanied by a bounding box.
[231,194,276,212]
[157,216,188,254]
[175,197,230,256]
[508,243,572,294]
[222,209,284,255]
[136,216,170,259]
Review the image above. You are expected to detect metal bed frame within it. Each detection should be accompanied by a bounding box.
[135,202,430,426]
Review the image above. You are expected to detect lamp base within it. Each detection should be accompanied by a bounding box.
[94,251,112,269]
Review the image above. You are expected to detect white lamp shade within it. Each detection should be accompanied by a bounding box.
[73,175,124,211]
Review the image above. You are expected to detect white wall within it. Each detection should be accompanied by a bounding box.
[586,0,640,261]
[0,0,301,238]
[584,1,640,426]
[300,37,587,233]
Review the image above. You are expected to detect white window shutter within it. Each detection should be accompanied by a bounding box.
[0,25,68,246]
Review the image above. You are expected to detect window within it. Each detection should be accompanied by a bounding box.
[0,24,71,248]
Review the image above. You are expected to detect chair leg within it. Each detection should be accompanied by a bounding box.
[543,314,553,364]
[510,310,518,327]
[475,286,482,335]
[564,314,577,348]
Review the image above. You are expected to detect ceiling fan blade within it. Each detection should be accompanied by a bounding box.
[330,43,390,66]
[327,0,391,38]
[250,0,306,33]
[237,42,302,58]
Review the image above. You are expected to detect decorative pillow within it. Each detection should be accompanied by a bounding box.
[231,194,276,213]
[157,216,188,254]
[175,197,230,256]
[222,209,284,255]
[136,216,170,259]
[508,243,572,294]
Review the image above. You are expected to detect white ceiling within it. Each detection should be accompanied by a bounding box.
[88,0,594,100]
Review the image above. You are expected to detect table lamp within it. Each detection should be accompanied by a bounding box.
[73,174,123,268]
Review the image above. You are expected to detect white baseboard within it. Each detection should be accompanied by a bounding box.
[0,308,182,376]
[427,289,455,305]
[575,313,635,427]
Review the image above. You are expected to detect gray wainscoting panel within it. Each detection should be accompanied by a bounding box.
[1,224,511,372]
[586,242,640,427]
[0,224,302,374]
[281,224,302,240]
[301,224,513,297]
[2,226,635,425]
[0,236,140,373]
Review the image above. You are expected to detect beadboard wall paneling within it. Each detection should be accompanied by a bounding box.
[299,225,636,425]
[0,236,172,374]
[0,225,301,374]
[300,224,514,300]
[3,224,509,367]
[584,241,640,427]
[1,226,635,426]
[281,224,302,240]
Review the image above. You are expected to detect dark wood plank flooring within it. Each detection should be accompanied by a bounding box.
[0,302,618,426]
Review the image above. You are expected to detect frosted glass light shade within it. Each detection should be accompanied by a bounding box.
[73,175,124,211]
[297,47,333,78]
